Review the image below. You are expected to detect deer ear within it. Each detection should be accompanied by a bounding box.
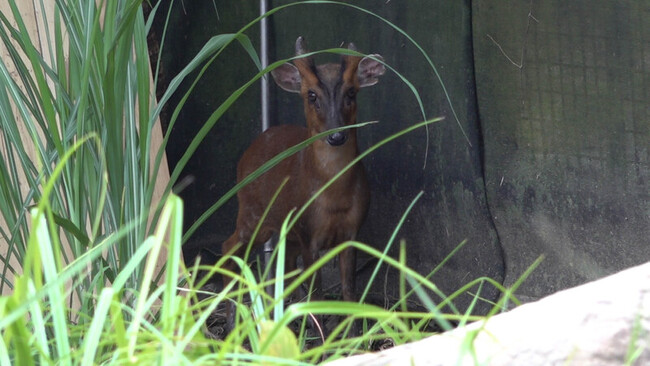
[271,63,301,93]
[357,54,386,88]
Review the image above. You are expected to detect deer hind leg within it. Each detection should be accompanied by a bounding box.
[281,239,302,304]
[220,227,272,333]
[221,232,242,286]
[220,232,243,333]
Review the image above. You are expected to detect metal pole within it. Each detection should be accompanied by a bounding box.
[260,0,270,131]
[260,0,274,281]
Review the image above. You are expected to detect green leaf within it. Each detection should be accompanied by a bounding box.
[259,320,300,362]
[50,212,90,247]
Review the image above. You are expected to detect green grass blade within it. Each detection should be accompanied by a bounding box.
[273,210,294,323]
[162,196,183,335]
[80,287,113,366]
[360,191,424,303]
[32,209,70,364]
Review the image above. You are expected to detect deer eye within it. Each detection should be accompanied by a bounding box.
[307,90,317,103]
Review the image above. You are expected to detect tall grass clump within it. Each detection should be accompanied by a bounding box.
[1,0,164,296]
[0,0,258,363]
[0,0,525,364]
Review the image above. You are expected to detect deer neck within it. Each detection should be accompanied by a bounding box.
[307,129,360,183]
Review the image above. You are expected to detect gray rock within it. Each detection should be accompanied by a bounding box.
[328,262,650,365]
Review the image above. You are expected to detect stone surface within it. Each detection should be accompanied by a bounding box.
[327,262,650,365]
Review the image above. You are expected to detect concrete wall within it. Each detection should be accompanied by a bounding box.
[473,1,650,299]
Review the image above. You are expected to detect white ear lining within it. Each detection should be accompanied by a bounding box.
[270,63,302,93]
[357,54,386,88]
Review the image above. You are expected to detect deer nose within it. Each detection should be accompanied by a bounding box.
[326,131,348,146]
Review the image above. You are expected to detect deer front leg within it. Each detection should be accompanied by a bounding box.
[339,246,357,302]
[339,245,359,336]
[301,240,323,301]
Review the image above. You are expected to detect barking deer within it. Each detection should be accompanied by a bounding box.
[221,36,385,329]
